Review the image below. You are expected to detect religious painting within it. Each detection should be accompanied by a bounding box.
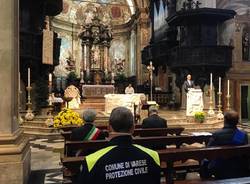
[56,0,133,26]
[54,35,72,77]
[109,38,127,75]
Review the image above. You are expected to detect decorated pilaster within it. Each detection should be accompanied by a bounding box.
[0,0,30,183]
[136,8,150,84]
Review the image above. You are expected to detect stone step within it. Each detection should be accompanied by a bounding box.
[21,126,59,133]
[24,131,62,139]
[83,98,105,103]
[22,121,47,127]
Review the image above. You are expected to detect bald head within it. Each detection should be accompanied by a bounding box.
[224,110,239,127]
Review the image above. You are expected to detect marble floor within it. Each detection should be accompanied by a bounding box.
[28,138,64,184]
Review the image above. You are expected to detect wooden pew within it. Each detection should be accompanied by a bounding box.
[61,144,250,184]
[158,145,250,184]
[60,124,144,132]
[61,135,211,183]
[65,135,211,156]
[175,176,250,184]
[61,127,185,141]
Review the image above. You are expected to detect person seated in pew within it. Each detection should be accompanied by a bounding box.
[142,105,167,129]
[200,110,249,179]
[74,107,161,184]
[70,109,107,155]
[141,105,168,149]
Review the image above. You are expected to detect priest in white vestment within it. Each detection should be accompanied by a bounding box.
[125,84,135,94]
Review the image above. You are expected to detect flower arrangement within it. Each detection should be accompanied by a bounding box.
[194,111,205,123]
[53,108,83,128]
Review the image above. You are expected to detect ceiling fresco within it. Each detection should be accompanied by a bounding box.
[56,0,135,25]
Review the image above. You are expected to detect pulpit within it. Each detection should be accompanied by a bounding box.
[186,88,203,116]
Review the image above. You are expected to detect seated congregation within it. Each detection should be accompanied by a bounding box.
[62,108,250,184]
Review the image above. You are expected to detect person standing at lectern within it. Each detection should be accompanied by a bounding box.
[183,74,194,93]
[125,83,135,94]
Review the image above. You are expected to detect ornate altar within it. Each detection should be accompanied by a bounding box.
[104,94,146,114]
[78,16,112,84]
[82,85,114,98]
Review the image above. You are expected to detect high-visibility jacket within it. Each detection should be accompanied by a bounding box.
[75,135,161,184]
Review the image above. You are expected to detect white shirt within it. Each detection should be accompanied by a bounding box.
[125,86,135,94]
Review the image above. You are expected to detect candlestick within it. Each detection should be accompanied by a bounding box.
[46,73,54,126]
[227,80,230,96]
[226,94,231,111]
[208,73,214,116]
[28,68,30,87]
[210,73,213,91]
[25,85,34,121]
[217,91,223,119]
[218,77,221,93]
[45,94,54,127]
[49,73,52,82]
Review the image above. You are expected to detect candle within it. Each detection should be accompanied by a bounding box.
[227,80,230,95]
[28,68,30,87]
[218,77,221,93]
[210,73,213,91]
[49,73,52,83]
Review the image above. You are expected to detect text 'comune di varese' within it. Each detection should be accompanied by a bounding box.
[105,159,148,180]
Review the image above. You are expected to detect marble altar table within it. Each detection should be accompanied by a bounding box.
[104,94,145,114]
[82,85,114,98]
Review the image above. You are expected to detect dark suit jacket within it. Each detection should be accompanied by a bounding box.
[141,114,167,149]
[142,114,167,129]
[183,80,194,93]
[204,125,249,179]
[70,123,107,156]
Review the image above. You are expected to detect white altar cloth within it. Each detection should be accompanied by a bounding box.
[104,94,145,114]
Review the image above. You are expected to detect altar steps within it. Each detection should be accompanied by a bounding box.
[157,110,223,133]
[20,109,224,139]
[20,116,62,139]
[79,97,105,112]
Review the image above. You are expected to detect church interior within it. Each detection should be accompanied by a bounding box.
[1,0,250,183]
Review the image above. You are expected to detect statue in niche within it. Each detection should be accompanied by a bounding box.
[85,11,94,24]
[91,45,100,69]
[242,31,249,61]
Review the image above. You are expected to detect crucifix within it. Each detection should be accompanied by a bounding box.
[147,61,155,101]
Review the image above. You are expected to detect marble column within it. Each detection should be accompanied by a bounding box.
[0,0,30,183]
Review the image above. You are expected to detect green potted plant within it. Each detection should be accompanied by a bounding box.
[194,111,205,123]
